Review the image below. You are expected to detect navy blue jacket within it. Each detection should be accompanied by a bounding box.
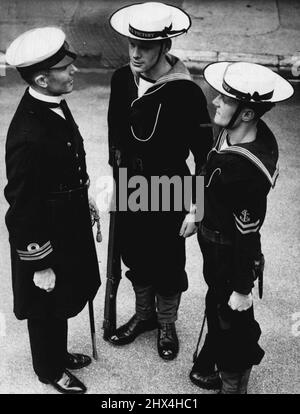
[202,120,278,294]
[4,90,100,319]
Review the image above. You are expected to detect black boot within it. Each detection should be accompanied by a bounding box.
[109,284,157,346]
[157,322,179,361]
[219,368,252,394]
[156,293,181,361]
[109,314,158,346]
[190,371,222,390]
[189,334,222,390]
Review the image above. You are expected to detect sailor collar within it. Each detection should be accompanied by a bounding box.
[209,120,279,187]
[132,54,192,98]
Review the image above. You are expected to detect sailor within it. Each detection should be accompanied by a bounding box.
[107,2,213,360]
[190,61,294,393]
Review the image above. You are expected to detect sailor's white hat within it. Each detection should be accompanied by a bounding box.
[110,2,191,41]
[6,27,76,72]
[204,61,294,103]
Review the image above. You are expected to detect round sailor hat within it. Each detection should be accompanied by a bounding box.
[110,2,191,41]
[204,61,294,103]
[6,27,77,72]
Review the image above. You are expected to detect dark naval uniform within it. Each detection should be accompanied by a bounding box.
[4,89,100,379]
[198,120,278,372]
[108,56,212,296]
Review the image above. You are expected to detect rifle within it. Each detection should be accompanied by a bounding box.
[253,253,264,299]
[89,196,102,359]
[193,309,207,363]
[103,153,122,340]
[88,300,98,360]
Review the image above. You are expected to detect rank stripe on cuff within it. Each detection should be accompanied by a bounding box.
[17,241,53,260]
[18,245,53,260]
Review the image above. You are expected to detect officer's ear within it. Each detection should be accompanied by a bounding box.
[33,72,49,89]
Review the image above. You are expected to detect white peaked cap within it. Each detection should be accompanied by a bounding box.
[6,27,76,69]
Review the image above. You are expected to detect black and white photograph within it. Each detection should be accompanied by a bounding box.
[0,0,299,397]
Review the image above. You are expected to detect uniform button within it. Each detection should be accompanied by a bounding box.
[79,179,83,185]
[76,153,79,158]
[67,142,72,147]
[78,166,81,171]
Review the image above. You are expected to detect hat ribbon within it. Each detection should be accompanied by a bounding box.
[222,79,274,102]
[129,23,187,39]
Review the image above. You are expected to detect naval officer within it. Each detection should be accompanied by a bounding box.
[4,27,101,394]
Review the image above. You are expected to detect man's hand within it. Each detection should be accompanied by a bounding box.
[89,195,100,219]
[89,194,102,242]
[33,268,56,293]
[179,214,199,238]
[115,149,122,167]
[228,291,253,312]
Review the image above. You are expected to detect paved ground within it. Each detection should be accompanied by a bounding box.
[0,0,300,74]
[0,68,299,394]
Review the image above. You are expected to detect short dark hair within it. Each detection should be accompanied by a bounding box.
[162,38,172,51]
[17,67,49,86]
[244,101,275,119]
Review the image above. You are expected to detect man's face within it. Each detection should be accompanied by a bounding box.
[44,63,77,96]
[212,93,239,127]
[128,39,162,74]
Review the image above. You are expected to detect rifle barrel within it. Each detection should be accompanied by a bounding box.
[88,300,98,360]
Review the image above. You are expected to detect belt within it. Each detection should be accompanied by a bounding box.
[128,157,186,175]
[132,157,143,173]
[48,184,88,201]
[199,223,232,246]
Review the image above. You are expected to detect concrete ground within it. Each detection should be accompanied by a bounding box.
[0,0,300,74]
[0,67,299,394]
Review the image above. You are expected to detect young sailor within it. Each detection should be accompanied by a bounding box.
[107,2,213,360]
[190,61,294,393]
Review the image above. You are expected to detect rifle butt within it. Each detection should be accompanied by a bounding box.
[91,333,98,360]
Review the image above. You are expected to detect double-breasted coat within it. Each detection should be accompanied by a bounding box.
[4,90,101,320]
